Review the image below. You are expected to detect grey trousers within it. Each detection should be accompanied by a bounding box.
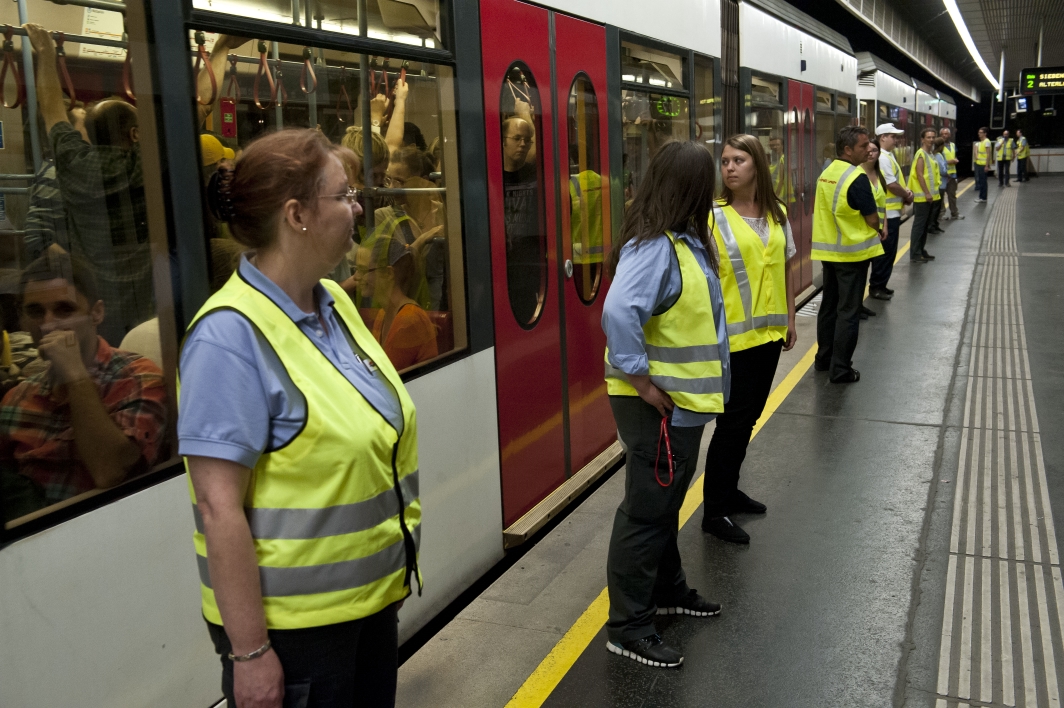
[945,176,960,217]
[606,395,706,643]
[815,260,869,380]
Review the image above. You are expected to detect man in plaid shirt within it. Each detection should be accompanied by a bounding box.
[0,248,166,521]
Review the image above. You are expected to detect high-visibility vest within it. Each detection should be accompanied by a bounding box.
[871,176,887,226]
[769,153,794,204]
[882,150,904,213]
[182,274,421,630]
[943,142,958,178]
[605,232,724,414]
[931,155,943,201]
[569,170,604,265]
[1017,137,1029,160]
[995,138,1015,161]
[811,159,885,263]
[711,203,789,353]
[908,149,936,203]
[975,139,991,166]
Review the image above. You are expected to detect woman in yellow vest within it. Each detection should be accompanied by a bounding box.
[602,141,728,668]
[907,128,939,263]
[700,134,796,545]
[179,129,421,707]
[974,126,992,203]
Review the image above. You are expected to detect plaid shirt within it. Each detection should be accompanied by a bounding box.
[0,336,167,507]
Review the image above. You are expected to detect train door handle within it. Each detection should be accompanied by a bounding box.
[564,259,574,279]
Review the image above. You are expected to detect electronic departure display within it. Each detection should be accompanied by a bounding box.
[1022,67,1064,93]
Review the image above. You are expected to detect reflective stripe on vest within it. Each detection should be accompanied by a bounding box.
[1017,138,1029,159]
[908,150,935,202]
[712,204,789,352]
[811,159,885,263]
[604,232,725,413]
[975,139,990,166]
[996,138,1015,161]
[871,179,886,226]
[943,142,958,177]
[182,274,421,629]
[884,151,903,212]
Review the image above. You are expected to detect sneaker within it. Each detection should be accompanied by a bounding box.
[702,515,750,544]
[975,198,987,203]
[953,214,965,220]
[657,589,722,617]
[606,634,683,668]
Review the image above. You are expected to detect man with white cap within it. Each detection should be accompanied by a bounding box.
[868,123,912,300]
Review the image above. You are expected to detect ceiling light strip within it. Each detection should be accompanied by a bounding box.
[941,0,1000,90]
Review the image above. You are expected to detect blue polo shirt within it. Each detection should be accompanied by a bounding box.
[178,255,403,469]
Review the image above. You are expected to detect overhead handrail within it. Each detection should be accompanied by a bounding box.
[5,26,127,50]
[193,31,216,106]
[335,65,352,124]
[273,59,288,108]
[224,54,239,99]
[0,25,24,109]
[54,33,76,104]
[299,46,316,95]
[44,0,126,13]
[253,40,274,110]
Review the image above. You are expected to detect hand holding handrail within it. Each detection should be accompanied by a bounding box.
[0,25,25,109]
[299,46,316,95]
[253,40,274,110]
[193,31,217,106]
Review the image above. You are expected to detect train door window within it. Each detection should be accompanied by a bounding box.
[814,88,836,175]
[749,77,785,204]
[816,89,833,113]
[859,100,873,129]
[803,106,814,216]
[620,41,685,89]
[499,62,547,328]
[0,0,175,531]
[693,54,716,154]
[834,93,854,157]
[566,74,604,305]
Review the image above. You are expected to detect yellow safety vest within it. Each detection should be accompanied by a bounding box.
[908,149,936,203]
[711,203,788,353]
[569,170,604,264]
[1017,137,1029,160]
[812,160,885,263]
[605,232,724,414]
[182,274,421,630]
[769,153,794,204]
[995,138,1015,161]
[975,139,991,166]
[883,150,904,214]
[943,142,958,178]
[871,177,887,226]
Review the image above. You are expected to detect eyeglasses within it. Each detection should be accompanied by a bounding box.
[320,186,361,204]
[505,135,532,145]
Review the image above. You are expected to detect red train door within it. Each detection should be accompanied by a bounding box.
[786,80,815,295]
[482,1,615,527]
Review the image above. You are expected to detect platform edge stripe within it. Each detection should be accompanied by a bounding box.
[1000,558,1015,707]
[503,588,610,707]
[980,557,993,701]
[937,553,960,695]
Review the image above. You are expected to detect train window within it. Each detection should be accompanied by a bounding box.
[836,95,851,114]
[190,0,448,50]
[751,108,786,204]
[693,55,716,154]
[190,31,468,373]
[620,41,685,90]
[566,74,604,305]
[621,90,690,204]
[499,62,547,328]
[751,77,781,106]
[816,112,836,175]
[859,100,873,129]
[816,90,833,113]
[0,1,174,529]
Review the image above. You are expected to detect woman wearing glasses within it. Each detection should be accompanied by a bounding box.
[180,129,422,708]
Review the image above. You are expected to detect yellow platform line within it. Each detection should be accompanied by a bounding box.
[504,189,963,706]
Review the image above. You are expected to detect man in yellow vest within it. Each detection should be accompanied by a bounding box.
[1015,128,1030,182]
[812,126,884,383]
[908,127,939,263]
[995,129,1015,187]
[974,126,991,203]
[939,127,964,220]
[870,123,914,300]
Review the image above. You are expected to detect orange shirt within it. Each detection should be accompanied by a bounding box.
[372,304,439,371]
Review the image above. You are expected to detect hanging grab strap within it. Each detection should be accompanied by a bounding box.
[54,32,76,104]
[273,59,288,108]
[299,46,316,95]
[122,41,135,104]
[0,25,24,110]
[253,40,275,109]
[383,60,407,128]
[224,54,239,99]
[654,416,675,488]
[193,31,217,106]
[335,65,352,124]
[368,56,378,95]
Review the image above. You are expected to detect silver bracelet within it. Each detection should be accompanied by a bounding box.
[228,639,272,662]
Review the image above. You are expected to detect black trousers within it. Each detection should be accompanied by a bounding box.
[1017,157,1028,182]
[929,197,943,227]
[910,201,933,259]
[998,159,1011,186]
[869,217,900,289]
[815,260,868,380]
[208,604,399,708]
[606,395,705,643]
[703,340,783,518]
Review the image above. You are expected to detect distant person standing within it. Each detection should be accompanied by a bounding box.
[602,141,727,668]
[812,126,884,384]
[973,127,991,203]
[928,138,947,234]
[869,124,912,301]
[1015,129,1030,182]
[939,127,963,220]
[995,130,1015,187]
[907,128,939,263]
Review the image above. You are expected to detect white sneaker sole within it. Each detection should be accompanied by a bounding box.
[606,640,683,667]
[656,606,721,617]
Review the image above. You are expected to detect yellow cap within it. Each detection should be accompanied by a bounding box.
[222,147,235,160]
[200,133,225,166]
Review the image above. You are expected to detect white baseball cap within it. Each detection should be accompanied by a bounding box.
[875,123,905,136]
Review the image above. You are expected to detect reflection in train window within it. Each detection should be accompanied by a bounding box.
[188,31,468,372]
[836,95,851,114]
[803,107,814,216]
[816,112,836,174]
[816,89,833,113]
[693,55,716,154]
[566,74,604,305]
[499,62,546,328]
[620,41,685,89]
[0,2,171,529]
[621,91,690,205]
[749,102,787,206]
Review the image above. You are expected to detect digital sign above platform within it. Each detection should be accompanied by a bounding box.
[1022,67,1064,93]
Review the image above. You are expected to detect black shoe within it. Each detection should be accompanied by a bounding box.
[860,305,876,317]
[921,251,936,260]
[883,286,895,295]
[831,369,861,384]
[702,516,750,544]
[928,227,944,234]
[814,359,830,372]
[911,254,929,263]
[953,214,965,220]
[869,288,893,301]
[734,490,767,514]
[657,589,722,617]
[859,310,868,320]
[607,634,683,668]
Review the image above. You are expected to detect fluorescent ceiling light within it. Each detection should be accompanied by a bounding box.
[942,0,999,90]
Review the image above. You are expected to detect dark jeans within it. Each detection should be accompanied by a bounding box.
[815,260,868,380]
[930,197,943,227]
[1017,157,1028,182]
[998,159,1011,186]
[703,340,783,518]
[207,604,399,708]
[975,164,988,200]
[870,217,900,289]
[910,201,933,259]
[606,395,705,643]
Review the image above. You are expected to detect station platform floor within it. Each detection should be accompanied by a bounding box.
[397,175,1064,707]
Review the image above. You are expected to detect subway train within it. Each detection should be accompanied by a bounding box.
[0,0,969,705]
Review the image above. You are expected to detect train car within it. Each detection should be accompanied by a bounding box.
[915,78,941,137]
[939,92,957,134]
[738,0,858,300]
[856,51,918,170]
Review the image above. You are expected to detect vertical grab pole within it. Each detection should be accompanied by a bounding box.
[272,41,284,128]
[17,0,42,172]
[359,0,374,231]
[304,1,316,127]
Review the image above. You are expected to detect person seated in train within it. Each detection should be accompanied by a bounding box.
[0,246,167,520]
[767,135,792,205]
[502,112,543,324]
[354,233,439,371]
